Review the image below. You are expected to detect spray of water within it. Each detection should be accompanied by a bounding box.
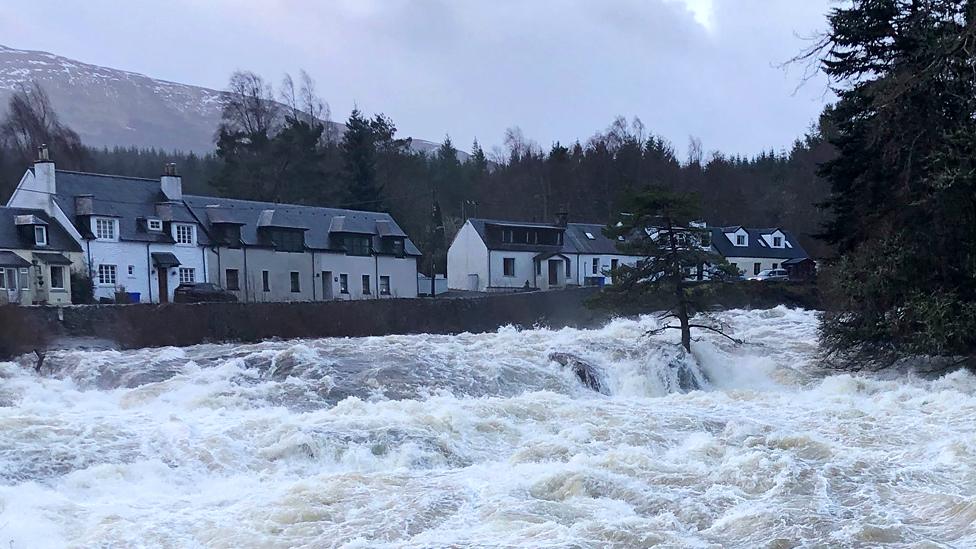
[0,307,973,548]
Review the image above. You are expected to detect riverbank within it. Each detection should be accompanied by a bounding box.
[0,282,821,359]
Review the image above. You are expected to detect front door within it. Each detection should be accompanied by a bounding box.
[158,268,169,303]
[322,271,333,300]
[2,268,18,303]
[548,260,560,287]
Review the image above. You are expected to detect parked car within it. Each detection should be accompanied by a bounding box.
[173,283,238,303]
[748,269,789,282]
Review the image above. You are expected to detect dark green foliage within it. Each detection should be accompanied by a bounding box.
[814,0,976,362]
[600,187,735,351]
[70,270,95,305]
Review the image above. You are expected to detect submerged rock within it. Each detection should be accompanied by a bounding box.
[549,352,605,393]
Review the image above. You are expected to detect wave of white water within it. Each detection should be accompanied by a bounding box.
[1,307,975,548]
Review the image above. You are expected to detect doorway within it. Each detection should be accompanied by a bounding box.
[547,260,560,287]
[322,271,333,300]
[158,269,169,303]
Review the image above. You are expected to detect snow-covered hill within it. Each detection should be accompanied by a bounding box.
[0,44,452,156]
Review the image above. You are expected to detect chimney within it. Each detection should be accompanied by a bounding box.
[33,143,56,196]
[75,195,94,215]
[555,211,569,227]
[160,163,182,201]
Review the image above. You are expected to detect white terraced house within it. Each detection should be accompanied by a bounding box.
[447,215,643,292]
[6,148,422,303]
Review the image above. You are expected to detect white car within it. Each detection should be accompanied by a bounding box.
[748,269,789,282]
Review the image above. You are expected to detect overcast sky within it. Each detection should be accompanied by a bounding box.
[1,0,834,157]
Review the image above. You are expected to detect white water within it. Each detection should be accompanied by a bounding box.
[1,307,974,548]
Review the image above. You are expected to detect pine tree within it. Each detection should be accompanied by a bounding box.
[340,108,383,210]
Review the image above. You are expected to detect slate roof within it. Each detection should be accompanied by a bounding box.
[0,251,30,267]
[183,195,421,256]
[708,227,809,260]
[466,218,642,256]
[51,170,207,244]
[0,207,81,252]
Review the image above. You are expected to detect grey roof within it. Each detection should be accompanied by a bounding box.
[183,195,421,256]
[0,207,81,252]
[466,218,642,256]
[51,170,208,245]
[709,227,809,260]
[0,251,30,267]
[33,252,73,265]
[151,252,181,267]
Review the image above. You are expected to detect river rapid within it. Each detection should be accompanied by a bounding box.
[1,307,974,548]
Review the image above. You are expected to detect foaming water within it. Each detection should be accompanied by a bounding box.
[1,307,974,548]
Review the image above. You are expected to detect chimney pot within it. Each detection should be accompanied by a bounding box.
[36,144,50,162]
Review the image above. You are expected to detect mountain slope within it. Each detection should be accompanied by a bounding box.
[0,44,450,156]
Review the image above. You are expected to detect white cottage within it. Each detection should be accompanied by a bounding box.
[708,226,813,278]
[7,154,209,303]
[447,216,641,292]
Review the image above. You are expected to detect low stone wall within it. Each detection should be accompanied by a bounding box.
[0,282,822,359]
[0,288,606,358]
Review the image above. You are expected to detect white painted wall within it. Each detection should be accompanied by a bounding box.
[572,254,639,286]
[724,256,788,276]
[447,221,488,291]
[87,239,207,303]
[208,247,417,302]
[488,250,538,290]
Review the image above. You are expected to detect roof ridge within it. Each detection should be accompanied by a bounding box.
[183,194,392,216]
[56,169,160,183]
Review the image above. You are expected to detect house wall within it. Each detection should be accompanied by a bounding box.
[209,247,418,302]
[0,250,83,305]
[447,221,489,291]
[723,256,789,276]
[488,250,539,290]
[87,240,208,303]
[572,254,639,286]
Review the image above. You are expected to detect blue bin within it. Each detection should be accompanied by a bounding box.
[126,292,141,303]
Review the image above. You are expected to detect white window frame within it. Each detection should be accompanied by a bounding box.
[262,270,271,292]
[592,258,599,275]
[362,274,371,295]
[147,218,163,232]
[178,267,196,284]
[49,265,65,290]
[773,236,782,247]
[97,264,117,286]
[339,273,349,294]
[503,257,515,277]
[380,275,391,295]
[174,224,195,246]
[735,234,746,246]
[34,226,47,246]
[95,218,116,241]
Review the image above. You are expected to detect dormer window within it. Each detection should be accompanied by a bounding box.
[94,218,116,241]
[773,236,782,247]
[34,226,47,246]
[174,223,195,245]
[343,235,371,256]
[736,234,746,246]
[147,219,163,232]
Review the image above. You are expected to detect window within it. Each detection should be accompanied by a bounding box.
[343,235,370,256]
[339,273,349,294]
[179,267,195,284]
[391,238,405,257]
[362,274,371,295]
[226,269,240,291]
[565,259,572,277]
[773,236,782,247]
[147,218,163,232]
[271,229,304,252]
[584,232,595,240]
[290,271,301,293]
[34,226,47,246]
[502,229,513,243]
[730,262,738,272]
[380,276,391,295]
[50,266,65,290]
[3,268,16,289]
[0,269,6,289]
[503,257,515,277]
[127,265,135,277]
[95,218,115,240]
[535,261,541,276]
[592,258,599,275]
[611,258,619,271]
[262,270,270,292]
[754,263,761,275]
[735,234,746,246]
[772,263,779,270]
[97,264,117,286]
[175,224,194,245]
